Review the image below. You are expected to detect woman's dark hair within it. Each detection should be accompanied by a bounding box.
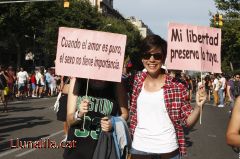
[139,34,167,63]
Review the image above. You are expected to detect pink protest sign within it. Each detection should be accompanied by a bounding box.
[55,27,127,82]
[166,22,222,73]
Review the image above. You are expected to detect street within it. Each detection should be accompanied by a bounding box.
[0,97,238,159]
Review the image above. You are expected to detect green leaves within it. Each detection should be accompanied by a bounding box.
[0,0,141,68]
[213,0,240,72]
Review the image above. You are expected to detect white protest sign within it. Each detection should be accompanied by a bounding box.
[166,22,222,73]
[55,27,127,82]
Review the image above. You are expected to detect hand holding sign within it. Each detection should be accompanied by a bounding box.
[196,82,207,125]
[78,98,90,118]
[196,83,207,107]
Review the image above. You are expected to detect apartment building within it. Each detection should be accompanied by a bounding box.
[89,0,124,20]
[126,16,153,38]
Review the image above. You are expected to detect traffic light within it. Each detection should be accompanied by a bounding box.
[218,14,223,26]
[64,0,69,8]
[214,14,223,27]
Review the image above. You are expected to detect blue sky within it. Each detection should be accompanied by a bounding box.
[114,0,217,40]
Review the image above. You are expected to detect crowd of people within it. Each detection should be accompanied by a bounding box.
[0,65,61,112]
[161,71,240,111]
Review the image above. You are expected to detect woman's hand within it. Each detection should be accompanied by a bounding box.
[101,116,112,132]
[187,83,207,126]
[196,84,207,107]
[78,98,89,118]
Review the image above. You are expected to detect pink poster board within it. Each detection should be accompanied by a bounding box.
[55,27,127,82]
[166,22,222,73]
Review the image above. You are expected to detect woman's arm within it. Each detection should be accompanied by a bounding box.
[60,76,64,91]
[186,85,206,126]
[67,77,78,126]
[227,85,232,101]
[67,78,90,126]
[226,96,240,147]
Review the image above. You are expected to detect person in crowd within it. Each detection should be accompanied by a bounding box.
[35,68,44,98]
[218,73,226,107]
[204,75,212,102]
[212,74,220,107]
[129,35,207,158]
[45,68,52,96]
[63,77,128,159]
[5,66,16,101]
[226,96,240,147]
[180,72,188,89]
[187,75,193,102]
[192,76,198,95]
[55,75,62,94]
[50,73,57,96]
[224,74,231,105]
[14,67,19,98]
[0,65,9,112]
[16,67,28,99]
[26,72,32,97]
[227,73,240,111]
[57,76,70,143]
[30,72,37,97]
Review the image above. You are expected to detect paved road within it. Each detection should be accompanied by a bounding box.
[0,98,64,159]
[186,102,238,159]
[0,98,238,159]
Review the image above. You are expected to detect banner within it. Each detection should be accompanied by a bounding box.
[55,27,127,82]
[166,22,222,73]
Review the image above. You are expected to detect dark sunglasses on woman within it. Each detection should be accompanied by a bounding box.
[142,53,163,60]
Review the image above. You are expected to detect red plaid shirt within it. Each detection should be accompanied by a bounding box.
[129,72,193,156]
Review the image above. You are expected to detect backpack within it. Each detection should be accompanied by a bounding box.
[233,81,240,98]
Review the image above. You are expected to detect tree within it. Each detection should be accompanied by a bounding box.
[212,0,240,73]
[98,16,142,60]
[0,0,142,69]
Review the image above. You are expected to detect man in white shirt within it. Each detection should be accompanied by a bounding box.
[218,74,226,107]
[17,67,28,98]
[213,74,219,107]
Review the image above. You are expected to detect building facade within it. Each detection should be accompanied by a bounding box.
[90,0,124,20]
[126,16,153,38]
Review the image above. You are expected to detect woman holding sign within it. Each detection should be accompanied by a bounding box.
[63,78,128,159]
[129,35,207,159]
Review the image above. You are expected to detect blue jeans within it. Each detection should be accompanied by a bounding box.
[218,89,225,105]
[130,148,180,159]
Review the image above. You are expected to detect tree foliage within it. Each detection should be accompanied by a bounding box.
[0,0,141,68]
[213,0,240,73]
[98,16,142,60]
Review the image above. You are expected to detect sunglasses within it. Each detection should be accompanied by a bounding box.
[142,53,163,60]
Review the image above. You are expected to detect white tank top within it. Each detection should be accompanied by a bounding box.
[132,85,178,153]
